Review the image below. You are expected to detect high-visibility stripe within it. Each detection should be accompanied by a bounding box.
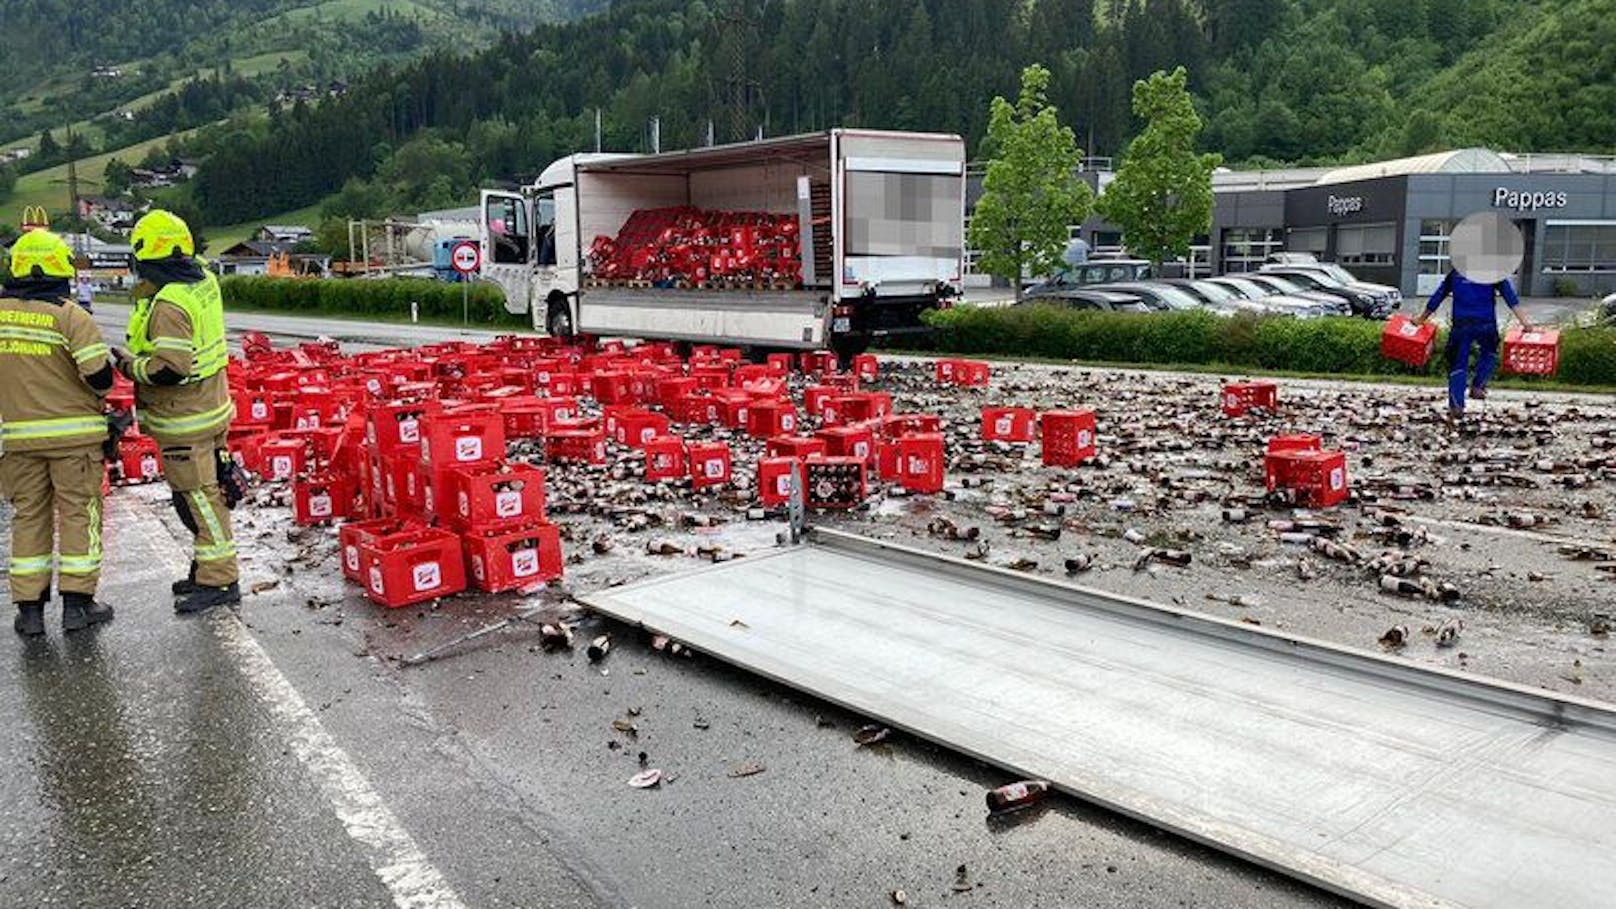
[87,497,102,565]
[73,342,110,363]
[8,556,52,574]
[1,415,107,440]
[152,337,194,351]
[143,400,233,435]
[58,554,101,574]
[0,326,66,346]
[131,357,152,384]
[188,490,234,564]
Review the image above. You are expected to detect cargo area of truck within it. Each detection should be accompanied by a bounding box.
[579,527,1616,909]
[574,286,827,349]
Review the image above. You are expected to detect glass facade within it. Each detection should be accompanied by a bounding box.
[1418,219,1455,276]
[1220,227,1284,273]
[1336,222,1396,266]
[1541,222,1616,272]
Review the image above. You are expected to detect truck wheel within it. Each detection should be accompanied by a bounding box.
[546,300,575,338]
[830,336,869,371]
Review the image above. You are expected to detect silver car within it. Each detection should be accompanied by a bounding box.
[1206,277,1332,318]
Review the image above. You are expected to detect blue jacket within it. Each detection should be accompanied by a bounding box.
[1425,271,1520,324]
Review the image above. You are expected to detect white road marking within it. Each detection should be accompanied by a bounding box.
[139,510,466,909]
[210,617,469,909]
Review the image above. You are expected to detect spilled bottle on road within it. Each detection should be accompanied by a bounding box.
[986,779,1051,813]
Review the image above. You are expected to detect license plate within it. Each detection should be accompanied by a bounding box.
[832,317,851,332]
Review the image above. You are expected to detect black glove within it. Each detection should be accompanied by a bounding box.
[216,448,249,509]
[110,346,135,380]
[103,407,135,462]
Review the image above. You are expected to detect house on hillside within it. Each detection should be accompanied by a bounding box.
[255,225,314,245]
[77,196,146,231]
[215,239,328,277]
[2,147,33,163]
[129,159,197,189]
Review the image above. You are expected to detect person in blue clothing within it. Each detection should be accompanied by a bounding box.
[1415,269,1533,418]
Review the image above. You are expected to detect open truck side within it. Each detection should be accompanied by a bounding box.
[476,129,964,358]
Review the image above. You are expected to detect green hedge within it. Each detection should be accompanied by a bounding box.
[918,305,1616,387]
[220,276,524,327]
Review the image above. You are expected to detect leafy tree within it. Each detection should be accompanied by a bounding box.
[36,129,61,163]
[0,163,16,201]
[968,64,1093,302]
[102,157,133,195]
[1095,66,1219,267]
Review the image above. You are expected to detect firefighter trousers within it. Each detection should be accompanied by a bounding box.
[157,432,238,588]
[0,445,105,603]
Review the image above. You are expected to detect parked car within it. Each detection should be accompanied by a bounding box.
[1020,285,1152,312]
[1265,252,1320,266]
[1090,282,1210,313]
[1161,279,1309,318]
[1241,274,1355,316]
[1206,277,1336,318]
[1032,259,1154,289]
[1259,263,1401,318]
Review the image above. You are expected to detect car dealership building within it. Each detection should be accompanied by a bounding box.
[1210,148,1616,297]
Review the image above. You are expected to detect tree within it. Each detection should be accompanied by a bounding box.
[102,157,134,195]
[968,64,1093,303]
[1095,67,1220,267]
[36,129,61,163]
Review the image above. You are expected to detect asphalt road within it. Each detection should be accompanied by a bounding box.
[0,309,1364,908]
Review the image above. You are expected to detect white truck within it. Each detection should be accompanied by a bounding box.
[476,129,965,359]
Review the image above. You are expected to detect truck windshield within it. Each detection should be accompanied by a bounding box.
[844,172,961,259]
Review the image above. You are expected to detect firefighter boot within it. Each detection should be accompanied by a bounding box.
[174,582,241,615]
[61,592,114,632]
[172,561,199,596]
[14,602,46,637]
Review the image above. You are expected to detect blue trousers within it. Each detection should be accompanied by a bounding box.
[1445,320,1499,411]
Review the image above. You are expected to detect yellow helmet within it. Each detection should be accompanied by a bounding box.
[9,229,76,280]
[131,209,195,261]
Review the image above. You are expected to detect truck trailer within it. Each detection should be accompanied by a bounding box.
[476,129,965,359]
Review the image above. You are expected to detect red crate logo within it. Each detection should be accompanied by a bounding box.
[511,548,540,578]
[141,454,160,479]
[345,544,360,574]
[307,493,332,519]
[412,561,442,592]
[270,455,294,480]
[453,436,483,462]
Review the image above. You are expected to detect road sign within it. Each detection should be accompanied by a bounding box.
[450,240,481,275]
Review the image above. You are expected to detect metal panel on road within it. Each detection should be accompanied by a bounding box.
[579,529,1616,909]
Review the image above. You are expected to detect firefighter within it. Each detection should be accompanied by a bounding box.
[112,210,241,613]
[0,229,116,636]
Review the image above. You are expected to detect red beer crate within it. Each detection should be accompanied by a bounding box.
[463,521,564,592]
[803,385,837,418]
[592,369,635,405]
[656,376,699,410]
[758,456,805,506]
[881,413,942,438]
[767,435,827,460]
[1287,450,1350,508]
[359,527,467,608]
[1381,315,1438,367]
[689,364,731,390]
[366,401,437,455]
[816,424,876,464]
[896,432,946,493]
[260,436,307,482]
[710,389,753,429]
[804,457,867,509]
[1221,382,1279,417]
[543,370,582,397]
[1502,327,1560,376]
[547,427,608,464]
[689,442,732,489]
[981,406,1037,443]
[1264,434,1324,490]
[234,390,275,426]
[937,358,991,386]
[501,397,550,439]
[419,412,505,467]
[446,461,546,530]
[832,392,892,423]
[766,352,796,374]
[382,452,425,512]
[732,364,773,387]
[116,434,162,484]
[747,399,800,437]
[670,393,719,424]
[851,354,880,382]
[644,436,686,482]
[1040,410,1097,467]
[614,410,671,448]
[875,438,899,480]
[292,473,355,525]
[799,350,836,375]
[339,517,424,583]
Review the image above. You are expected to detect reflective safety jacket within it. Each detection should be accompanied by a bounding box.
[127,270,233,442]
[0,293,112,453]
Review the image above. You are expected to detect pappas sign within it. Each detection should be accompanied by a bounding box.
[1492,188,1568,212]
[1327,195,1364,216]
